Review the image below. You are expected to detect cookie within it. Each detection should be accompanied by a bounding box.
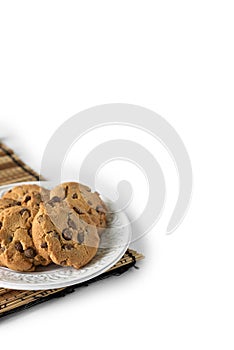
[32,201,100,269]
[0,207,50,271]
[2,184,49,216]
[50,182,107,230]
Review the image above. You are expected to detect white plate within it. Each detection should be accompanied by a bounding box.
[0,182,132,290]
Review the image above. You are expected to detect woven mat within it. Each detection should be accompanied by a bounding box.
[0,142,144,319]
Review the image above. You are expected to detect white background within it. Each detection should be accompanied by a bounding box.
[0,1,234,349]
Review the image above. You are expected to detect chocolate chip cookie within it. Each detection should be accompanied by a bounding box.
[32,201,100,269]
[50,182,107,231]
[0,206,50,271]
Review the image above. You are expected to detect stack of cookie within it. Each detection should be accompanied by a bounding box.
[0,183,107,272]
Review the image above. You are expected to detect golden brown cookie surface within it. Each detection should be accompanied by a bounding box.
[50,182,107,230]
[32,201,100,269]
[0,207,50,271]
[2,184,49,216]
[0,198,22,213]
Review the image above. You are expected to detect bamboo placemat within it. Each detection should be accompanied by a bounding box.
[0,142,144,319]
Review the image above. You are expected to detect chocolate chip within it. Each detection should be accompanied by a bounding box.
[20,208,30,216]
[64,186,68,198]
[40,257,47,264]
[68,217,76,229]
[16,201,21,206]
[72,193,78,199]
[63,244,73,250]
[62,228,73,241]
[41,242,48,249]
[47,197,61,207]
[51,196,61,203]
[52,231,60,239]
[24,248,36,258]
[96,205,105,213]
[24,195,31,203]
[14,241,23,252]
[8,236,13,243]
[77,231,84,244]
[86,187,91,192]
[47,200,53,206]
[0,222,2,230]
[88,200,92,205]
[47,196,61,207]
[73,207,83,214]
